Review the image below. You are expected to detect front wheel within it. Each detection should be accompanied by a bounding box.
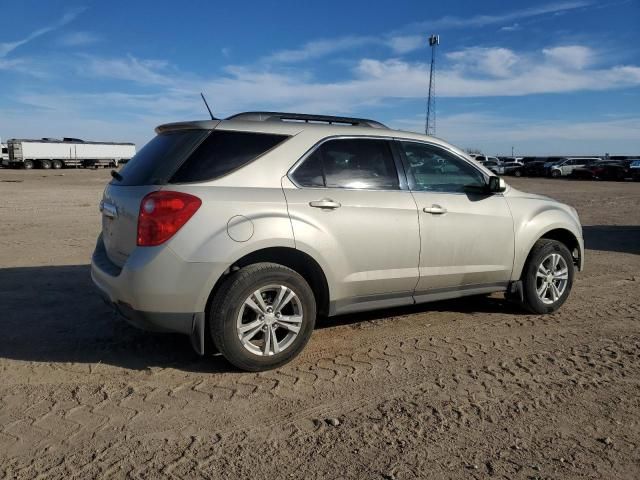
[550,170,561,178]
[521,239,574,314]
[209,263,316,371]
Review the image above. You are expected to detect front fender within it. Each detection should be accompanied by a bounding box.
[508,198,583,280]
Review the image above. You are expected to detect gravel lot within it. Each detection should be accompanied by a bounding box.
[1,169,639,479]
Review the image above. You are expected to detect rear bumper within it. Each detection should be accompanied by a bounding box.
[95,286,193,334]
[91,235,224,336]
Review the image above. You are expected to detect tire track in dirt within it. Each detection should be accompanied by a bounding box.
[3,332,638,478]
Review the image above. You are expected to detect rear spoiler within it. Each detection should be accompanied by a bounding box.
[155,120,220,134]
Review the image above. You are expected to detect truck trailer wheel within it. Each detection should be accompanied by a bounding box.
[52,160,63,169]
[23,160,34,170]
[40,160,52,169]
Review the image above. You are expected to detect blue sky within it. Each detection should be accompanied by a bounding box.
[1,0,639,155]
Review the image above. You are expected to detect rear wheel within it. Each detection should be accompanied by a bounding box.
[514,169,522,177]
[23,160,34,170]
[40,160,51,169]
[209,263,316,371]
[521,239,574,314]
[51,160,63,169]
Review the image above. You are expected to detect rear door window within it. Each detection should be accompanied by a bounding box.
[292,138,399,190]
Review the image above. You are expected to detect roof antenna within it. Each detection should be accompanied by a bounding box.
[200,92,217,120]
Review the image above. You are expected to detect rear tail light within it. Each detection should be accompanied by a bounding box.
[137,191,201,246]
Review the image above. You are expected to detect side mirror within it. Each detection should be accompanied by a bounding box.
[488,176,506,193]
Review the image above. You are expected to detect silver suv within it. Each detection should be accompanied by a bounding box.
[92,112,584,371]
[548,157,600,177]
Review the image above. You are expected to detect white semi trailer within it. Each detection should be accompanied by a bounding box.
[6,138,136,169]
[1,143,8,167]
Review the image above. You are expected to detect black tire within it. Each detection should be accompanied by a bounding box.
[40,159,52,169]
[521,239,574,314]
[514,169,522,177]
[209,262,316,371]
[550,170,560,178]
[23,160,34,170]
[51,160,63,169]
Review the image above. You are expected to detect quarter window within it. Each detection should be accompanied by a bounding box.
[171,131,288,183]
[292,138,399,190]
[400,141,486,193]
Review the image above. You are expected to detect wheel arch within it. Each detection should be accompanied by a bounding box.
[516,226,583,280]
[204,246,330,319]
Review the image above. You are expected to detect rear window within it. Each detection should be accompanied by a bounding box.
[114,130,208,186]
[170,130,288,183]
[113,130,288,186]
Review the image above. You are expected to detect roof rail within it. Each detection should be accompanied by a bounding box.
[226,111,388,129]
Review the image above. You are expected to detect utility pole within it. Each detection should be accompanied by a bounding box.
[425,34,439,136]
[511,146,514,157]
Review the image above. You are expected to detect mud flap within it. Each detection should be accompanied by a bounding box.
[190,312,206,355]
[507,280,524,302]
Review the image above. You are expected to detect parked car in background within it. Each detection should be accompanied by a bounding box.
[483,160,505,175]
[522,160,548,177]
[571,160,632,181]
[474,155,501,164]
[630,159,640,181]
[502,162,526,176]
[499,157,523,164]
[548,157,600,178]
[91,111,584,371]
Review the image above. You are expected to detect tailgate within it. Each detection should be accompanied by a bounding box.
[101,129,212,267]
[101,184,159,267]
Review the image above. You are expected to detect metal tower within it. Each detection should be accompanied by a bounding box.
[425,34,439,136]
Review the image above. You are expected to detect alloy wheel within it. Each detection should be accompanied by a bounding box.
[535,253,569,304]
[236,284,303,356]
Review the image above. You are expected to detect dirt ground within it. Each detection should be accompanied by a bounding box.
[0,168,639,479]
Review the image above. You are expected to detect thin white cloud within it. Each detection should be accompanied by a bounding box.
[57,31,100,47]
[263,36,377,63]
[387,35,425,54]
[543,45,593,69]
[262,1,594,62]
[46,44,640,119]
[0,7,87,58]
[447,47,520,78]
[81,54,174,85]
[0,57,50,78]
[406,1,592,30]
[500,23,521,32]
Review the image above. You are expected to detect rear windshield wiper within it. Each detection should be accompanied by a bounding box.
[110,170,123,182]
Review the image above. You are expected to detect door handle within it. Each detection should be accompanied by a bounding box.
[309,199,341,209]
[423,204,447,215]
